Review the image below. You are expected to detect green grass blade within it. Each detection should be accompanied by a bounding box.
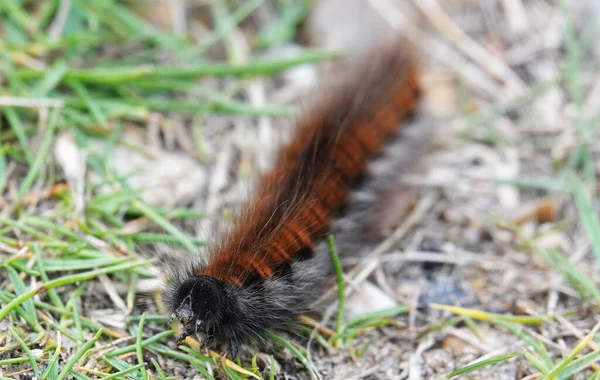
[5,265,38,325]
[3,106,34,163]
[0,145,7,190]
[56,329,103,380]
[15,50,339,83]
[136,313,148,380]
[267,332,318,379]
[104,330,174,357]
[570,175,600,261]
[41,335,62,380]
[345,306,409,330]
[0,260,150,320]
[32,59,68,96]
[256,0,310,49]
[8,327,40,378]
[558,349,600,380]
[549,249,600,304]
[196,0,264,53]
[102,363,146,380]
[130,199,194,252]
[541,321,600,380]
[443,352,520,379]
[328,235,345,337]
[17,107,59,200]
[66,79,108,126]
[492,320,553,371]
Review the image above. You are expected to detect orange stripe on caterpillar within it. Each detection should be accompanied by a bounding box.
[268,240,292,261]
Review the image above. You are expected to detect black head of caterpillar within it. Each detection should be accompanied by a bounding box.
[164,258,328,359]
[168,275,243,357]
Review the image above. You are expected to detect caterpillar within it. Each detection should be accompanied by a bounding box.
[163,42,422,358]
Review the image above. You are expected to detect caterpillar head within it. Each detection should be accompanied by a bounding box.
[169,275,240,357]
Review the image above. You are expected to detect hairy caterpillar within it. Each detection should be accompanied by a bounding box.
[163,42,421,358]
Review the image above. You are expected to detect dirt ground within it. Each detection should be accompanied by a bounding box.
[2,0,600,379]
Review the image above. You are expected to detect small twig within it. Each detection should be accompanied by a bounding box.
[98,274,129,314]
[446,327,492,352]
[346,192,439,287]
[297,315,336,338]
[366,0,500,99]
[318,192,438,304]
[520,373,543,380]
[408,335,435,380]
[555,315,600,352]
[0,96,63,108]
[48,0,72,41]
[169,0,187,35]
[413,0,526,95]
[343,249,512,271]
[500,0,529,35]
